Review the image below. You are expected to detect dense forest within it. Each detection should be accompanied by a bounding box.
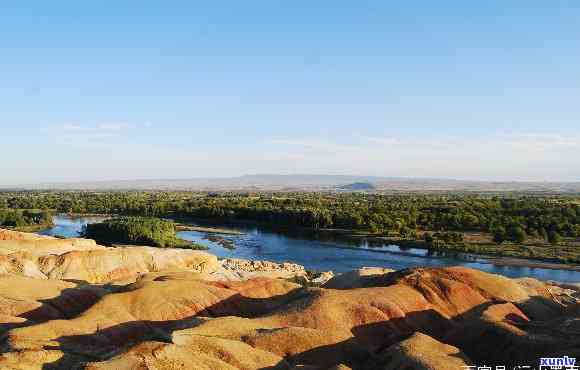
[1,191,580,262]
[2,191,579,239]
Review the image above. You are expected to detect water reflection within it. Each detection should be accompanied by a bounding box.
[38,215,109,237]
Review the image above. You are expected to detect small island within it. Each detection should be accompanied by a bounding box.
[82,216,207,250]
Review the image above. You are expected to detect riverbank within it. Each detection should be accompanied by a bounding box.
[182,217,580,271]
[10,222,54,233]
[61,214,244,235]
[64,212,113,217]
[175,224,244,235]
[358,235,580,272]
[42,214,580,282]
[66,213,580,268]
[484,256,580,272]
[110,240,208,250]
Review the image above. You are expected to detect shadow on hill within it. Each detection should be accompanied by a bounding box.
[270,298,575,370]
[442,297,578,369]
[0,281,571,370]
[198,281,310,318]
[0,280,117,340]
[0,276,306,339]
[273,310,453,370]
[352,308,454,353]
[35,286,308,369]
[41,316,204,369]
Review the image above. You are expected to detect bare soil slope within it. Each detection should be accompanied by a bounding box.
[0,229,578,370]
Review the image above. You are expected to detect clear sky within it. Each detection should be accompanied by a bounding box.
[2,1,580,185]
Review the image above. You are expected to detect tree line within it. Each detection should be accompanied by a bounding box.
[2,191,579,246]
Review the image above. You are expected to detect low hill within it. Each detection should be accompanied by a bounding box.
[338,182,376,191]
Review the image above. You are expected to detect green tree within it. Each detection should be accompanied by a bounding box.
[548,230,561,245]
[539,227,548,242]
[493,227,506,245]
[508,226,526,244]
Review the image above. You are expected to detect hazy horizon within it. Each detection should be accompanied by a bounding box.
[4,174,580,194]
[6,173,580,188]
[3,2,580,185]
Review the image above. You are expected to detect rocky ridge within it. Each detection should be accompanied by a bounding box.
[0,228,577,370]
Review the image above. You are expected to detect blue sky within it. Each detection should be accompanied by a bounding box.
[2,1,580,184]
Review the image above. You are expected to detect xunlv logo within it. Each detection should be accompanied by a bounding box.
[540,356,577,368]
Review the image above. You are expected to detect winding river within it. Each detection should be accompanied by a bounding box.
[39,215,580,283]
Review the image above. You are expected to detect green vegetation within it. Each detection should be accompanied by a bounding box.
[2,191,579,262]
[0,209,53,231]
[82,216,207,250]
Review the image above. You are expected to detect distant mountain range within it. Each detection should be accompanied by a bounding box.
[4,174,580,193]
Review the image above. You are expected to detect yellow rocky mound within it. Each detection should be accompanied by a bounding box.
[85,338,288,370]
[0,230,576,370]
[0,238,102,257]
[0,228,218,283]
[323,267,394,289]
[3,275,302,359]
[0,274,109,336]
[0,229,53,241]
[0,266,574,369]
[365,332,472,370]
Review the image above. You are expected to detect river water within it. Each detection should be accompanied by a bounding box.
[39,215,580,283]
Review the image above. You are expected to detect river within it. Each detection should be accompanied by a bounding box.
[39,215,580,283]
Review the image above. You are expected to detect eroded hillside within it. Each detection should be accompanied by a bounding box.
[0,229,578,370]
